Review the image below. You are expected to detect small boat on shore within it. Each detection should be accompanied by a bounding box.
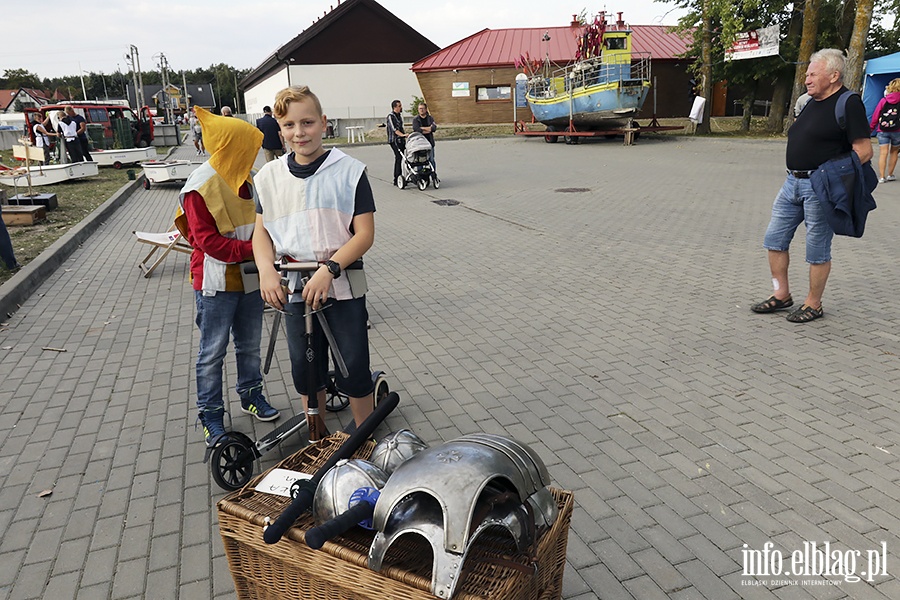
[523,11,650,131]
[91,147,157,168]
[140,160,202,189]
[0,161,99,187]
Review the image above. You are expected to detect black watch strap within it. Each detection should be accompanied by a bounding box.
[324,260,341,279]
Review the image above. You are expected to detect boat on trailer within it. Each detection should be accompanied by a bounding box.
[91,147,157,168]
[0,161,100,187]
[139,160,202,189]
[515,11,678,143]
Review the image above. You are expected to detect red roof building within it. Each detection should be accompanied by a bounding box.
[0,88,50,112]
[412,22,694,123]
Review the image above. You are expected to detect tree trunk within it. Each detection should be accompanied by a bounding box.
[845,0,876,92]
[741,86,757,132]
[785,0,821,135]
[766,77,791,132]
[697,0,713,134]
[766,3,805,133]
[839,0,858,47]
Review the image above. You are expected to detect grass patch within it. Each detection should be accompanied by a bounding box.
[0,147,165,285]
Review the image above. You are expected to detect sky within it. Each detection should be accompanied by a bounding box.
[0,1,688,81]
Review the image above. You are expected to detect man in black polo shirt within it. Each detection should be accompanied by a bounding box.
[256,106,284,162]
[751,48,873,323]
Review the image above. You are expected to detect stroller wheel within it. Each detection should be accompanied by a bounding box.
[432,176,440,189]
[396,175,405,189]
[417,177,428,191]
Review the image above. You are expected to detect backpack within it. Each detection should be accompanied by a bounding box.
[877,101,900,132]
[796,89,857,130]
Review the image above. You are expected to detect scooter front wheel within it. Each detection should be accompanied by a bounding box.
[210,437,256,491]
[374,375,390,406]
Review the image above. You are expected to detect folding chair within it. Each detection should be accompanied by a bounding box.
[133,227,193,277]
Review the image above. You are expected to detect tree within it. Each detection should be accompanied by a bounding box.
[2,68,41,89]
[660,0,898,133]
[844,0,877,91]
[787,0,821,133]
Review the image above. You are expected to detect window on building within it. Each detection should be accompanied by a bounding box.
[476,85,512,101]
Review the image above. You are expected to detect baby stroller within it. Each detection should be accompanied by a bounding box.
[396,132,439,191]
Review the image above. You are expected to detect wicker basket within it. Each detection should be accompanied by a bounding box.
[218,433,573,600]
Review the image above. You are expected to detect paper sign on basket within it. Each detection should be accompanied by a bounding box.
[255,468,313,497]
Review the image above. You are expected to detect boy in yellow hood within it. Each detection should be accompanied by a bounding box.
[178,107,279,446]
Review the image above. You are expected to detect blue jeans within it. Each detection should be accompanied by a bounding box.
[284,297,373,398]
[763,175,833,264]
[876,131,900,146]
[0,207,18,270]
[194,290,264,412]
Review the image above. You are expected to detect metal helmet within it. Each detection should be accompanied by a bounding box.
[369,429,429,475]
[368,435,557,599]
[313,459,389,527]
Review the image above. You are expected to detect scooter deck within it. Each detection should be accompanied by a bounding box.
[257,413,308,452]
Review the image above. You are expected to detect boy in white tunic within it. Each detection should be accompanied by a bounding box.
[252,86,376,435]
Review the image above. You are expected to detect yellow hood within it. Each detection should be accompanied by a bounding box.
[196,106,263,195]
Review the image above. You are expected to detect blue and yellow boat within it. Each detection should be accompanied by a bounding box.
[525,16,651,130]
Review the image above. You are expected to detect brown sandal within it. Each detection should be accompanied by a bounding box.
[750,295,793,313]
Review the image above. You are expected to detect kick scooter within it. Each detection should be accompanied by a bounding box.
[206,261,390,491]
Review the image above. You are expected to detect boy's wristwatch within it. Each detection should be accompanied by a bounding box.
[324,260,341,279]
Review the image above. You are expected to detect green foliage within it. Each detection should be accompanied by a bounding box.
[867,0,900,56]
[1,68,41,89]
[409,95,424,116]
[662,0,899,73]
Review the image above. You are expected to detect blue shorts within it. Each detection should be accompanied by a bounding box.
[763,175,833,264]
[876,131,900,146]
[284,296,373,398]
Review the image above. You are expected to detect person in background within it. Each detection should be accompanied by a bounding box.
[189,107,204,155]
[221,106,233,117]
[56,110,84,163]
[175,107,278,448]
[411,102,437,178]
[256,106,284,162]
[31,113,56,164]
[386,100,406,184]
[0,208,22,273]
[66,106,92,161]
[751,49,873,323]
[869,78,900,184]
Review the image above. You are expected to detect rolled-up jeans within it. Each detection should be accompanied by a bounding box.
[194,290,264,412]
[763,174,833,264]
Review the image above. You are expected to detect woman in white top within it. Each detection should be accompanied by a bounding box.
[32,115,56,164]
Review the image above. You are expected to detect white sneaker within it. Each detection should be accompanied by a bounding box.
[887,175,896,182]
[879,177,886,183]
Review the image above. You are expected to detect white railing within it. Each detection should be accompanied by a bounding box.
[527,52,651,99]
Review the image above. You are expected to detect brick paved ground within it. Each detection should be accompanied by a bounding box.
[1,134,899,599]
